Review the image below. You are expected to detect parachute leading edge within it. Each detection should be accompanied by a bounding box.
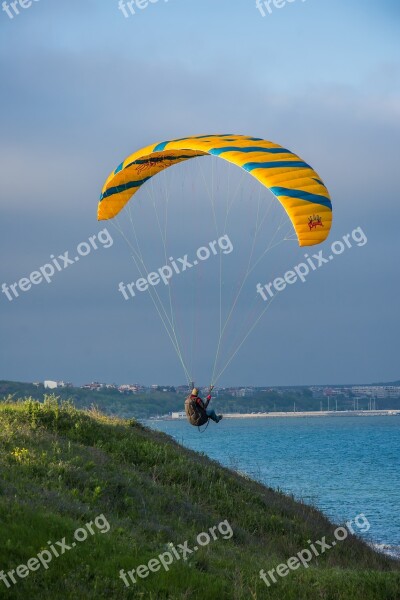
[98,134,332,247]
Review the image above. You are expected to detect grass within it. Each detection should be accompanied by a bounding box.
[0,396,399,599]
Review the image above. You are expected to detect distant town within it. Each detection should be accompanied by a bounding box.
[2,378,399,420]
[39,380,400,403]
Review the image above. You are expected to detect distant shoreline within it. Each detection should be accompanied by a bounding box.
[163,409,400,421]
[223,410,400,419]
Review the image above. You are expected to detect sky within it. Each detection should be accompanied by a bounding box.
[0,0,399,387]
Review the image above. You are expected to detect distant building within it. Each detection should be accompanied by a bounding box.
[44,380,58,389]
[44,380,73,389]
[323,388,343,397]
[118,384,139,394]
[385,386,400,398]
[81,382,105,391]
[352,386,400,399]
[171,412,186,419]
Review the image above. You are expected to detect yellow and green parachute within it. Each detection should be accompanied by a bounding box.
[98,133,332,246]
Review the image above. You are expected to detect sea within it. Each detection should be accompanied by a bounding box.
[146,415,400,558]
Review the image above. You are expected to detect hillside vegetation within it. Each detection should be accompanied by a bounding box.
[0,396,399,599]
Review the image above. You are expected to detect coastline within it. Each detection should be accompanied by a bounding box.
[165,409,400,420]
[224,409,400,419]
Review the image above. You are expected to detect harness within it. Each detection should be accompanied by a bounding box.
[184,394,209,427]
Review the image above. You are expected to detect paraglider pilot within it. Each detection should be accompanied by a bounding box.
[185,386,223,426]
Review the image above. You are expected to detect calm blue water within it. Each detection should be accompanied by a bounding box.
[146,416,400,555]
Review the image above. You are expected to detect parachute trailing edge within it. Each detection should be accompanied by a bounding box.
[98,134,332,247]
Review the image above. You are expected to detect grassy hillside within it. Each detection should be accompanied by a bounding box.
[0,396,399,599]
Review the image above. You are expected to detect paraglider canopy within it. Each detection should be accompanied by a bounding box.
[98,134,332,247]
